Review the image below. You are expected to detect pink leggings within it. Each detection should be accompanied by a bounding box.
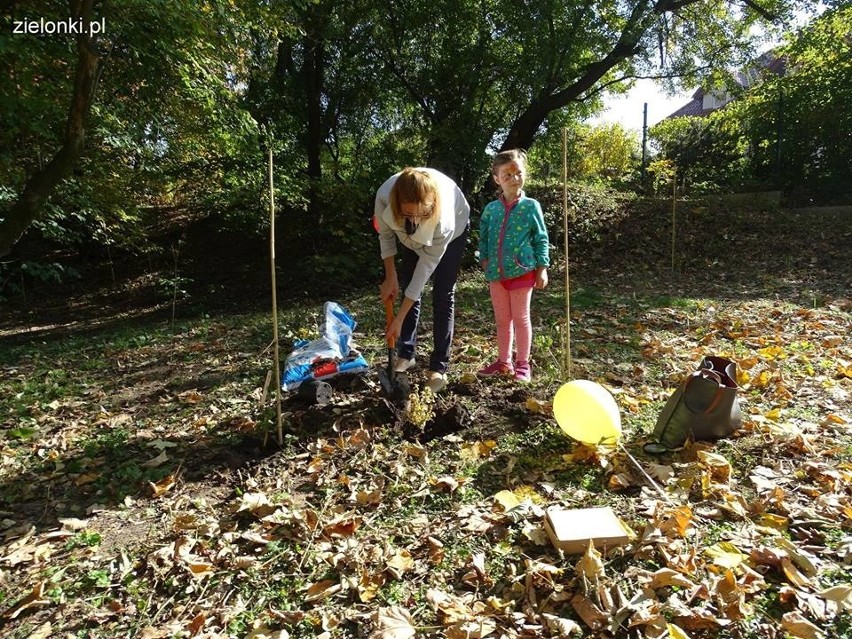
[488,281,533,364]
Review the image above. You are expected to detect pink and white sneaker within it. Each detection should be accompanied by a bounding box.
[513,361,532,382]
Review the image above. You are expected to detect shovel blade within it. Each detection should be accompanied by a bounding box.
[378,368,396,397]
[378,369,411,408]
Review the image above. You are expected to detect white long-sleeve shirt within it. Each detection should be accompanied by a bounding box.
[374,168,470,300]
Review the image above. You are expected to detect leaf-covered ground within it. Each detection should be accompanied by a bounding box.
[1,205,851,639]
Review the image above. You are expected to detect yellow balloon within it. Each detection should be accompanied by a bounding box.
[553,380,622,445]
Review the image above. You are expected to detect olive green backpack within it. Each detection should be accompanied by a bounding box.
[644,356,742,454]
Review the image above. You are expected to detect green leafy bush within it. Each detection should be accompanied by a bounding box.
[531,180,637,247]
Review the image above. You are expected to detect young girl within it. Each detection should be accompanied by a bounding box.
[477,149,549,382]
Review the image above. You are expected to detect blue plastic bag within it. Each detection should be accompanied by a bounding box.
[281,302,369,391]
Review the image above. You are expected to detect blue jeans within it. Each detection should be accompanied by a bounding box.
[397,226,469,374]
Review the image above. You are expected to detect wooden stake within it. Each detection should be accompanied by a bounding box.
[562,128,572,380]
[268,148,284,446]
[260,369,273,406]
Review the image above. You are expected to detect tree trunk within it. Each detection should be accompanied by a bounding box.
[0,0,102,257]
[480,0,706,197]
[303,30,325,219]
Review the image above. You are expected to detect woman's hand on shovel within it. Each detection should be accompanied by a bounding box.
[384,295,415,344]
[379,274,399,302]
[385,315,403,343]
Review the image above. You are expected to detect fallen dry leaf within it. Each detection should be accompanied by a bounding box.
[24,621,53,639]
[570,593,608,631]
[818,584,852,612]
[460,440,497,461]
[781,557,811,588]
[445,618,497,639]
[493,489,521,511]
[696,450,732,484]
[75,472,101,486]
[2,581,50,620]
[370,606,416,639]
[781,611,825,639]
[186,561,215,579]
[237,492,274,514]
[525,397,552,415]
[714,569,752,620]
[304,579,342,603]
[704,542,748,570]
[187,612,206,635]
[427,589,474,624]
[143,450,170,468]
[461,552,493,588]
[426,536,445,564]
[355,488,383,506]
[149,474,176,498]
[774,538,818,577]
[575,541,605,580]
[667,622,694,639]
[322,517,363,538]
[57,517,89,531]
[647,568,698,591]
[542,612,583,636]
[658,505,694,538]
[359,571,386,603]
[246,622,289,639]
[386,548,415,578]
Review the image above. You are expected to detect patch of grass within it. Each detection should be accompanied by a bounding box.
[82,428,131,457]
[378,580,411,605]
[645,294,697,310]
[83,568,111,589]
[739,590,786,638]
[696,520,738,546]
[65,530,102,550]
[3,367,85,418]
[495,421,567,455]
[550,464,608,494]
[571,286,606,310]
[7,424,37,441]
[830,613,852,637]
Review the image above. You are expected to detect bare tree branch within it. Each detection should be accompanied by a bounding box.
[742,0,778,22]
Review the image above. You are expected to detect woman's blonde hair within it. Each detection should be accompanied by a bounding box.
[492,148,528,174]
[390,168,440,222]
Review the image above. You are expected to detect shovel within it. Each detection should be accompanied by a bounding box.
[378,297,411,405]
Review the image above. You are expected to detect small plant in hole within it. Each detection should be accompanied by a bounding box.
[406,387,436,430]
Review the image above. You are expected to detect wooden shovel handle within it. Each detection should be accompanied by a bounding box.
[383,297,395,349]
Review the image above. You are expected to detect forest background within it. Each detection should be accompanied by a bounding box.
[1,0,850,299]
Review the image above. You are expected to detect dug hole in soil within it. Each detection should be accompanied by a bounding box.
[280,367,527,446]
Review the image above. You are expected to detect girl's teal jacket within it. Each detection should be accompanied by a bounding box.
[479,194,550,282]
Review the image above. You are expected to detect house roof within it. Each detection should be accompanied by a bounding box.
[666,88,712,119]
[664,49,786,121]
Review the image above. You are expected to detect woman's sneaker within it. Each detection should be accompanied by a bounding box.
[394,357,416,373]
[514,361,531,382]
[477,360,514,376]
[426,371,447,393]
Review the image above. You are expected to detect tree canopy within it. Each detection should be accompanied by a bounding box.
[0,0,831,258]
[649,4,851,200]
